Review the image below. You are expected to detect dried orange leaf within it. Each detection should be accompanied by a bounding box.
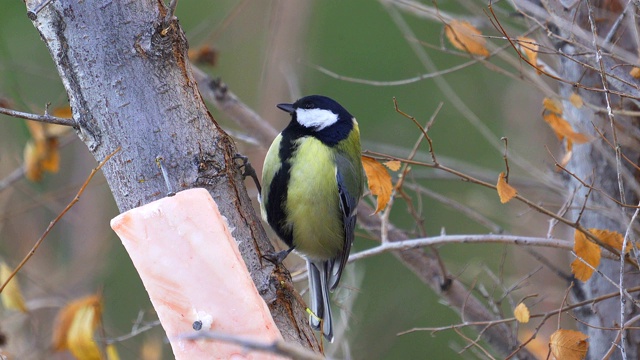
[630,67,640,79]
[23,122,61,182]
[496,172,517,203]
[569,93,583,108]
[516,37,539,70]
[590,228,629,254]
[444,20,489,57]
[514,302,530,323]
[188,45,219,66]
[543,97,563,115]
[543,113,589,144]
[0,262,27,313]
[549,329,589,360]
[24,141,42,181]
[52,294,102,358]
[52,106,72,118]
[46,123,72,138]
[519,329,551,359]
[141,336,163,360]
[383,160,401,171]
[571,230,601,281]
[26,120,46,140]
[362,155,393,214]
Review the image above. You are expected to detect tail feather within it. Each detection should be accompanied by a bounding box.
[307,261,334,342]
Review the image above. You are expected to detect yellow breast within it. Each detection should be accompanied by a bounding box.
[285,137,344,260]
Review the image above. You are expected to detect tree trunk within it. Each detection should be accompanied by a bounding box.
[516,1,640,358]
[24,0,319,350]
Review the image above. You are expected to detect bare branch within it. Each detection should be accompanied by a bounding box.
[0,106,75,127]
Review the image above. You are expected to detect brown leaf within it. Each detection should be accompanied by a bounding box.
[549,329,589,360]
[571,230,601,282]
[362,155,393,214]
[444,20,489,57]
[496,172,517,203]
[514,302,530,323]
[569,93,583,108]
[543,97,563,115]
[0,262,27,313]
[543,113,590,144]
[630,67,640,79]
[383,160,401,171]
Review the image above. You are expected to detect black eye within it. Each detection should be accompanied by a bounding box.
[303,101,314,109]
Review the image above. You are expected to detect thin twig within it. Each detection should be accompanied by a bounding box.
[0,147,121,293]
[501,137,510,182]
[180,331,324,360]
[0,106,75,127]
[400,283,640,336]
[348,234,576,263]
[362,149,634,265]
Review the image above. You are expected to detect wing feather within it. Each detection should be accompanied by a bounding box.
[328,154,360,290]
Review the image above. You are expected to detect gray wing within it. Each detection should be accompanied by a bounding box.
[328,155,360,291]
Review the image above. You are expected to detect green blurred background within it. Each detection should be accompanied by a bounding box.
[0,1,564,359]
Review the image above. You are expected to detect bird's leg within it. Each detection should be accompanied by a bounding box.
[233,153,261,194]
[261,247,295,265]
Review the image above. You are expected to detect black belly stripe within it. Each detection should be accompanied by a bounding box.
[265,130,297,248]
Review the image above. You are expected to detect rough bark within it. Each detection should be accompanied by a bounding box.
[515,1,640,358]
[24,0,319,350]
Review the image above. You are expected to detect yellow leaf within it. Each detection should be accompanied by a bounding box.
[52,294,103,360]
[362,156,393,214]
[590,228,629,254]
[569,93,583,108]
[141,336,163,360]
[514,302,530,323]
[516,37,540,72]
[496,172,517,204]
[630,67,640,79]
[106,344,120,360]
[67,304,103,359]
[444,20,489,57]
[383,160,401,171]
[543,113,590,144]
[549,329,589,360]
[0,262,27,313]
[571,230,601,281]
[543,97,563,115]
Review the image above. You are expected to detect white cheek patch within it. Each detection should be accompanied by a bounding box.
[295,108,339,130]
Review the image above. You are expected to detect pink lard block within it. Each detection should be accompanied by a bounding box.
[110,188,284,359]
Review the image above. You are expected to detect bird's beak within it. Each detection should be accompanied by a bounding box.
[277,103,295,114]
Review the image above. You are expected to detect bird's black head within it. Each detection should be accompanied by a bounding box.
[277,95,354,146]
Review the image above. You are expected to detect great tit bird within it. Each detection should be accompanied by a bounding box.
[260,95,364,342]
